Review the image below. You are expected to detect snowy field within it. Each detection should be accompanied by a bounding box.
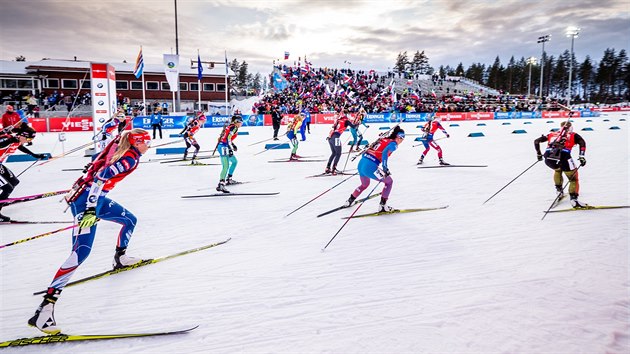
[0,112,628,353]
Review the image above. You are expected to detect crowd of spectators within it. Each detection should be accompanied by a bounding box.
[252,64,546,115]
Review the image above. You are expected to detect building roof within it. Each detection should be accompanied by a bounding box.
[0,58,232,77]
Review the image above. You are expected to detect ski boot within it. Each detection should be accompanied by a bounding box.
[439,158,450,166]
[378,203,395,213]
[216,180,229,193]
[183,151,188,161]
[113,247,141,270]
[555,185,564,198]
[28,288,61,334]
[417,156,425,165]
[570,194,587,208]
[343,195,356,208]
[331,165,341,175]
[226,175,239,185]
[324,166,332,174]
[290,153,298,161]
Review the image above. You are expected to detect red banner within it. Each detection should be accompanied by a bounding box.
[29,118,47,132]
[542,111,581,118]
[48,117,95,132]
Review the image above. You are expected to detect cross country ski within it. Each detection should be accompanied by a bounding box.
[341,206,449,219]
[317,193,383,217]
[417,165,488,169]
[544,205,629,213]
[33,238,231,294]
[181,192,279,198]
[0,325,198,348]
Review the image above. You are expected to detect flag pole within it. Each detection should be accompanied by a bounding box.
[224,50,229,115]
[197,49,201,112]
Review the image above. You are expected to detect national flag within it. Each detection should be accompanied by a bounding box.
[284,51,290,60]
[342,73,352,84]
[197,53,203,80]
[225,51,229,76]
[406,79,413,85]
[431,89,437,98]
[410,92,420,101]
[391,82,397,102]
[133,47,144,79]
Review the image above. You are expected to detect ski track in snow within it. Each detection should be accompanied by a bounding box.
[0,112,628,353]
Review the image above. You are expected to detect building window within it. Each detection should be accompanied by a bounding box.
[45,78,59,89]
[179,82,188,91]
[130,81,143,90]
[116,81,128,90]
[217,83,226,92]
[62,79,78,89]
[203,83,215,91]
[80,79,90,89]
[146,81,159,90]
[189,82,199,91]
[161,82,171,91]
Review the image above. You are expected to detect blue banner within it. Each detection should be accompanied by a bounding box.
[400,112,431,122]
[133,114,265,129]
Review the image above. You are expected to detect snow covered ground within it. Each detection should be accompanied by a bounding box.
[1,112,628,353]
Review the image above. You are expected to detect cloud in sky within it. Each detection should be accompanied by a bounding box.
[1,0,627,75]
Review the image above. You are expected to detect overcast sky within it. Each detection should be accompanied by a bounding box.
[1,0,628,75]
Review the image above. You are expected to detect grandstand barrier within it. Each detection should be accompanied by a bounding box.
[264,143,290,150]
[347,140,368,146]
[512,130,527,134]
[6,153,52,163]
[468,132,485,137]
[156,147,187,155]
[502,122,511,125]
[581,127,594,131]
[609,126,621,130]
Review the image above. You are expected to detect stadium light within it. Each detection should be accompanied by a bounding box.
[527,57,537,97]
[537,34,551,100]
[565,26,580,107]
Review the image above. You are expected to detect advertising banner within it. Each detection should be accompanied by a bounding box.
[133,115,189,130]
[29,118,47,132]
[49,117,95,132]
[163,54,180,92]
[90,63,116,127]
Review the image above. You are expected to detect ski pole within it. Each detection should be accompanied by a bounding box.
[412,136,446,147]
[151,139,184,149]
[483,160,540,205]
[322,180,382,251]
[0,224,77,250]
[15,159,41,178]
[37,141,94,166]
[285,172,358,217]
[541,164,583,220]
[0,189,70,207]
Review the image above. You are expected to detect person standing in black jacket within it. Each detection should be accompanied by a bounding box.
[271,107,282,140]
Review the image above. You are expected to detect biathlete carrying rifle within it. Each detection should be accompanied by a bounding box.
[180,111,207,164]
[215,114,243,193]
[534,118,587,208]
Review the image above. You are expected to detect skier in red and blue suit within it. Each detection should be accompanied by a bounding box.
[29,129,152,335]
[342,126,405,212]
[325,109,357,174]
[418,116,450,165]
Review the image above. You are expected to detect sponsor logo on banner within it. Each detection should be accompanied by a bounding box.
[49,117,94,132]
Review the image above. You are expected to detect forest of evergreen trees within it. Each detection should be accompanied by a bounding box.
[394,49,629,104]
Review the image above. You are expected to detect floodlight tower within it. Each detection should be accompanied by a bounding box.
[527,57,537,97]
[537,34,550,100]
[565,26,580,107]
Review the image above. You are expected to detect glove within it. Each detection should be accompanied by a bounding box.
[78,207,98,229]
[383,168,391,177]
[578,156,586,166]
[228,149,234,157]
[537,154,543,161]
[366,125,370,128]
[232,144,237,152]
[33,154,47,160]
[446,133,450,138]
